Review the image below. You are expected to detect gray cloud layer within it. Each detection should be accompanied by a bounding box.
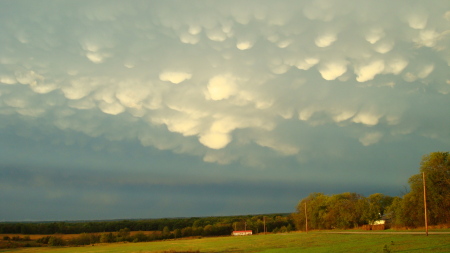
[1,0,450,220]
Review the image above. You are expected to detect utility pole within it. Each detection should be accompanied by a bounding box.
[305,202,308,233]
[263,216,266,235]
[423,172,428,236]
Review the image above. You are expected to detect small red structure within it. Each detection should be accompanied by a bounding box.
[232,230,252,236]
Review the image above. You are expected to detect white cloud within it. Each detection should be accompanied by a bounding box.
[0,76,17,85]
[296,57,319,70]
[352,112,381,126]
[417,64,434,79]
[407,12,428,30]
[199,132,231,150]
[236,41,254,50]
[30,83,58,94]
[98,101,125,115]
[206,75,238,101]
[159,71,192,84]
[86,52,105,63]
[318,60,347,80]
[365,27,385,44]
[332,110,356,123]
[255,138,299,155]
[384,58,408,75]
[315,33,337,48]
[359,132,383,146]
[355,60,385,82]
[62,78,97,100]
[413,29,441,48]
[374,40,394,54]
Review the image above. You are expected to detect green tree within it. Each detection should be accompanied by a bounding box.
[385,197,403,228]
[364,193,394,224]
[404,152,450,226]
[174,229,182,238]
[295,192,330,231]
[324,193,365,229]
[162,226,170,238]
[48,236,65,246]
[100,232,116,243]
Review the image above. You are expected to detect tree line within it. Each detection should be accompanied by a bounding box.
[0,214,294,237]
[0,214,296,248]
[293,152,450,230]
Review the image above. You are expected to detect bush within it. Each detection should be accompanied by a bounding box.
[100,232,116,243]
[48,236,65,246]
[68,233,100,246]
[36,236,52,244]
[131,232,149,242]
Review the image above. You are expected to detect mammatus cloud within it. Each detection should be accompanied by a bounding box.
[0,0,449,167]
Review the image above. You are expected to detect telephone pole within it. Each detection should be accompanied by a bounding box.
[305,202,308,233]
[263,216,266,235]
[423,172,428,236]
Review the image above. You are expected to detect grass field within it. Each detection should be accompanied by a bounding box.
[2,231,449,253]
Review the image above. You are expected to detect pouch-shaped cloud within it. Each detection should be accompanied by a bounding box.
[359,132,383,146]
[384,58,408,75]
[62,79,96,100]
[86,52,106,64]
[318,60,348,80]
[236,40,254,50]
[374,40,395,54]
[205,75,238,100]
[365,27,385,44]
[159,71,192,84]
[165,118,200,137]
[355,60,385,82]
[198,117,237,149]
[179,32,200,45]
[332,110,356,123]
[296,57,320,70]
[115,82,150,109]
[199,132,231,150]
[415,29,439,47]
[0,76,17,85]
[406,12,428,29]
[98,101,125,115]
[315,33,337,48]
[255,137,299,156]
[417,64,434,79]
[15,70,43,86]
[352,112,381,126]
[206,28,228,42]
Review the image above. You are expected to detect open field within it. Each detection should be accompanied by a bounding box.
[1,231,450,253]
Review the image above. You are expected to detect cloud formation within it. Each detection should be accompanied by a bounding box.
[1,0,450,220]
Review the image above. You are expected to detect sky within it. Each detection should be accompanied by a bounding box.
[1,0,450,222]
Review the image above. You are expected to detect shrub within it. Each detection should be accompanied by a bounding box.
[131,232,149,242]
[100,232,116,243]
[36,236,52,244]
[48,236,65,246]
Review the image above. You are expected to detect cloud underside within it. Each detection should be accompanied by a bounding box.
[0,0,450,166]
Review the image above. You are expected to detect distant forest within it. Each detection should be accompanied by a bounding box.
[0,213,293,236]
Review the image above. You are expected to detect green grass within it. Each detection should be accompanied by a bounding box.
[2,231,450,253]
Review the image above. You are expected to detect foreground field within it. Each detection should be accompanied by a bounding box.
[2,231,450,253]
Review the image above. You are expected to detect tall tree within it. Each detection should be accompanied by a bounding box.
[402,152,450,226]
[363,193,394,224]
